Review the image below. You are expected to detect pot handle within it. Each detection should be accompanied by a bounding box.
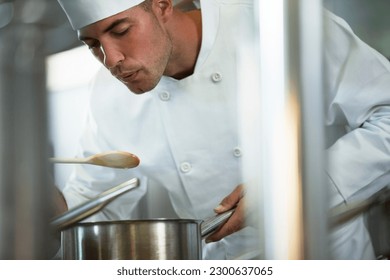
[200,208,235,238]
[51,178,139,231]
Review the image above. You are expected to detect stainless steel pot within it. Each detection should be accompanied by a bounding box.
[61,211,233,260]
[52,178,234,260]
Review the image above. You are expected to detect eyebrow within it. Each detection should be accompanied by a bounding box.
[78,18,130,41]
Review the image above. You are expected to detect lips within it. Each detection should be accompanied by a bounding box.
[116,71,139,84]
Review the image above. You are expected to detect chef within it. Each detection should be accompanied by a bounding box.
[56,0,390,259]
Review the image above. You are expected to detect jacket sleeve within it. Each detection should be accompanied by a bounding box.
[323,11,390,206]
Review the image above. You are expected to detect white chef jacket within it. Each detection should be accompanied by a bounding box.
[62,1,390,259]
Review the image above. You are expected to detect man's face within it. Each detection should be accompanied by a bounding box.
[78,5,172,94]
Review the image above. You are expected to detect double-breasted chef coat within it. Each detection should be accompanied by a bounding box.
[62,0,390,259]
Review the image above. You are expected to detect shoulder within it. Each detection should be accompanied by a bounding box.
[323,9,390,81]
[323,10,359,56]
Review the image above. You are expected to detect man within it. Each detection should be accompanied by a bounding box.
[58,0,256,260]
[57,0,390,259]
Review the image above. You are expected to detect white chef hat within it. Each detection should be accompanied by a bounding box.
[58,0,145,30]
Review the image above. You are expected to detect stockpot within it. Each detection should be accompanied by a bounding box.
[51,178,234,260]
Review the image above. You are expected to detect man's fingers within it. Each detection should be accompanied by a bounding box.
[214,184,245,213]
[206,201,245,243]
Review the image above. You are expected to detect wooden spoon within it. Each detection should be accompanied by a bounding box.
[50,151,140,169]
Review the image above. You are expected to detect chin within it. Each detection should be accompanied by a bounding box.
[125,84,150,95]
[126,79,160,95]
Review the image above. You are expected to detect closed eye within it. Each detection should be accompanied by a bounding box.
[111,28,130,37]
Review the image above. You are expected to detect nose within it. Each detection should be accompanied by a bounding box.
[100,43,124,69]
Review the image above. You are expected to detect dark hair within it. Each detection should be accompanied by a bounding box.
[140,0,153,12]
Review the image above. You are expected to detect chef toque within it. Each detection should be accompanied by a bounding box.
[58,0,145,30]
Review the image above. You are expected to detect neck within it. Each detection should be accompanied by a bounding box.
[164,9,202,79]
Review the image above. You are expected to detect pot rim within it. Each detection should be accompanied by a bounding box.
[64,218,203,228]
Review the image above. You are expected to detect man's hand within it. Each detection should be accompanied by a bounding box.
[53,186,68,216]
[205,184,246,243]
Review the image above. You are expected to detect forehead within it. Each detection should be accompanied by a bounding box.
[77,7,145,39]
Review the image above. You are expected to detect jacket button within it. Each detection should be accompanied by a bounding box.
[159,91,170,101]
[180,162,192,173]
[211,72,222,83]
[233,147,242,157]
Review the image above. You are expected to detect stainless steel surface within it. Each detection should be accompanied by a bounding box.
[61,219,203,260]
[329,187,390,227]
[0,0,55,259]
[329,187,390,259]
[366,195,390,259]
[200,208,235,237]
[253,0,327,259]
[51,178,139,231]
[61,209,234,260]
[290,0,328,260]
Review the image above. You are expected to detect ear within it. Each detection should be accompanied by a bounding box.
[152,0,173,21]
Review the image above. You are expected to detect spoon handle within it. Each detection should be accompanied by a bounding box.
[49,157,87,164]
